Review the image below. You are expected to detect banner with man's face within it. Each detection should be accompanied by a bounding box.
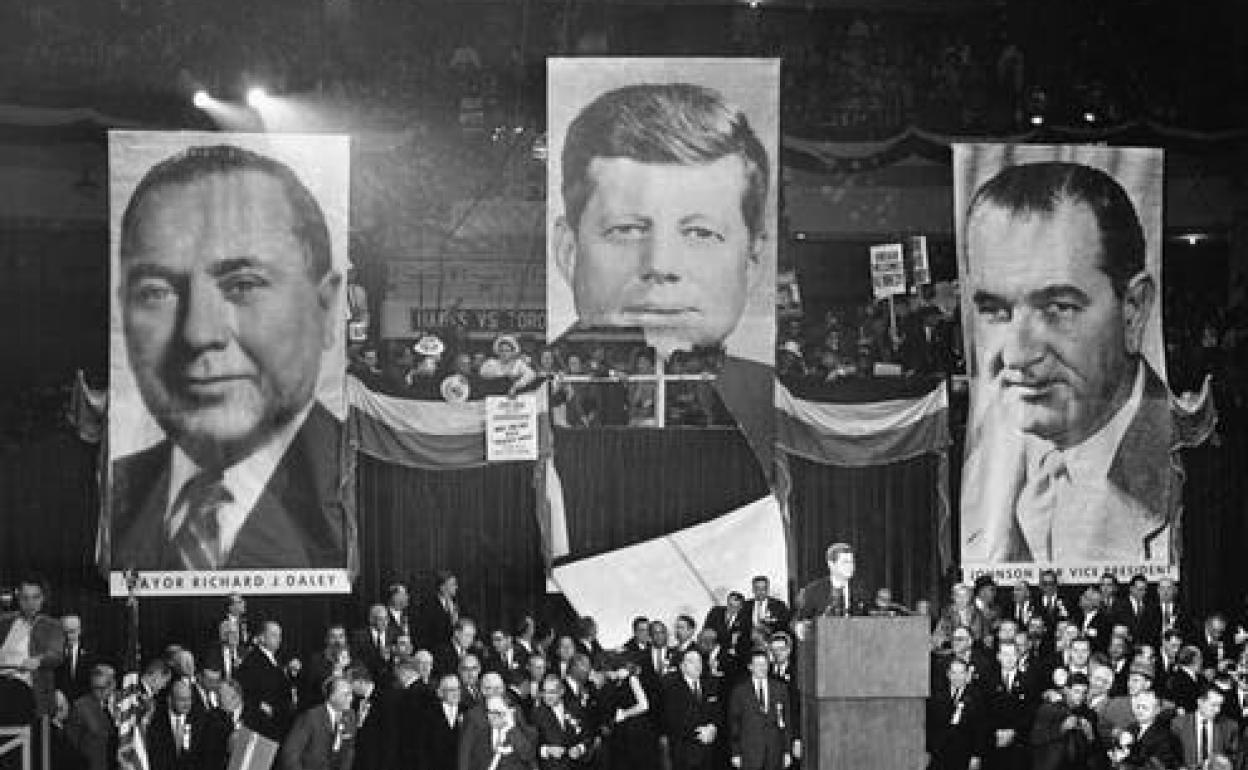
[954,144,1177,585]
[546,58,778,371]
[104,131,354,596]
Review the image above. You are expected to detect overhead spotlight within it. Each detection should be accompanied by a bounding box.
[192,90,212,109]
[1029,114,1044,126]
[749,0,760,7]
[246,87,270,109]
[1184,233,1204,246]
[1083,111,1096,124]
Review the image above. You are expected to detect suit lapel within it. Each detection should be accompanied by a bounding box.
[1106,363,1175,539]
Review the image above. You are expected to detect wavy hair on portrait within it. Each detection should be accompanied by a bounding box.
[560,82,770,239]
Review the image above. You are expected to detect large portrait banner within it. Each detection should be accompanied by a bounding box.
[103,131,354,596]
[954,144,1179,585]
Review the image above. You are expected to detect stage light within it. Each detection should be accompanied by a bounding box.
[1183,233,1204,246]
[1029,114,1044,126]
[246,87,270,109]
[1083,111,1096,124]
[192,90,212,109]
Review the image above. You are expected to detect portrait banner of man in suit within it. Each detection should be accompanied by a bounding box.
[954,144,1204,585]
[102,131,355,596]
[545,58,777,460]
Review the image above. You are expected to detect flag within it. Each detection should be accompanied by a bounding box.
[115,671,150,770]
[552,495,787,647]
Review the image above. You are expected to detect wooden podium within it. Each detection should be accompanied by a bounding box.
[798,616,930,770]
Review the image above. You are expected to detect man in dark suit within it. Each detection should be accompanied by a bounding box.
[484,626,526,687]
[1198,614,1240,673]
[1171,685,1240,768]
[459,695,537,770]
[346,667,391,770]
[983,640,1033,770]
[110,143,347,571]
[743,576,791,643]
[237,620,294,741]
[383,583,411,647]
[0,577,66,721]
[351,605,393,684]
[298,624,351,711]
[418,673,465,769]
[56,613,95,703]
[1029,672,1100,770]
[147,679,211,770]
[704,592,749,659]
[1074,587,1115,653]
[1114,690,1181,769]
[663,649,722,770]
[728,650,793,770]
[532,674,592,769]
[927,658,989,770]
[960,161,1178,565]
[65,663,118,770]
[202,619,246,686]
[795,543,866,620]
[1113,575,1161,648]
[416,570,461,652]
[281,675,355,770]
[1165,646,1204,713]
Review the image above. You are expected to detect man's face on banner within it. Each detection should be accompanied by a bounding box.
[967,200,1147,449]
[121,168,339,466]
[557,155,761,352]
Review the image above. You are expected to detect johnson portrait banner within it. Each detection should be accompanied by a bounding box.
[954,144,1178,585]
[102,131,354,596]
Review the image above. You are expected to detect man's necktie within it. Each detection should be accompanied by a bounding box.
[692,680,701,701]
[1016,448,1069,561]
[756,682,767,713]
[173,472,232,569]
[1200,718,1210,763]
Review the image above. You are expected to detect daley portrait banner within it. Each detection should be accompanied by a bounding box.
[954,143,1185,585]
[102,131,355,596]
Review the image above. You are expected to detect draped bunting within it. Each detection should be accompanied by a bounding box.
[776,380,950,467]
[774,376,954,578]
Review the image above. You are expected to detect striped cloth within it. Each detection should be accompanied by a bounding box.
[115,671,150,770]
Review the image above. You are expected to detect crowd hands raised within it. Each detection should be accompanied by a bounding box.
[4,570,875,770]
[926,570,1248,770]
[348,333,734,428]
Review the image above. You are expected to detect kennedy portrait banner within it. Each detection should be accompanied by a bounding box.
[954,144,1178,585]
[103,131,354,596]
[546,57,777,366]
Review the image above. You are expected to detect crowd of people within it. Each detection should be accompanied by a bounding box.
[926,572,1248,770]
[348,335,735,428]
[5,563,1248,770]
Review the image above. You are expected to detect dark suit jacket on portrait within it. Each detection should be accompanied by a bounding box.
[962,361,1179,564]
[109,403,347,570]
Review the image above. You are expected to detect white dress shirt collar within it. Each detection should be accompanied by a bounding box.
[165,404,313,555]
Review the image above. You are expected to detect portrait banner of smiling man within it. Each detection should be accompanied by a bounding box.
[954,144,1178,586]
[103,131,354,597]
[546,59,778,457]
